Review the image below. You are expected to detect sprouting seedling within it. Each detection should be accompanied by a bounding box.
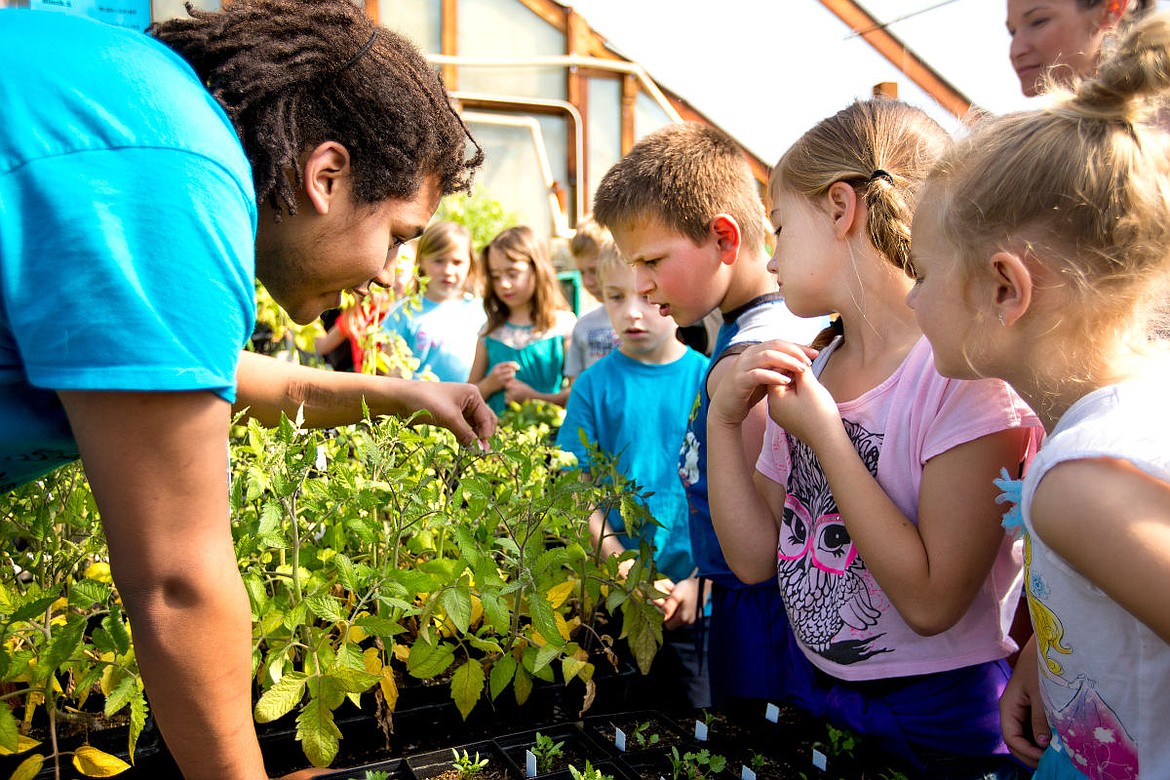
[452,748,490,777]
[669,747,728,780]
[531,731,566,773]
[632,720,660,748]
[749,752,767,772]
[567,761,614,780]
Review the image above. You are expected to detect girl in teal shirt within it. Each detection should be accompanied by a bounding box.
[470,226,575,413]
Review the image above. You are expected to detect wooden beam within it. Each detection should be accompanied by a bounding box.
[441,0,458,88]
[817,0,971,118]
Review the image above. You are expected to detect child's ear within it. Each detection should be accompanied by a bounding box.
[302,141,351,215]
[988,249,1033,326]
[710,214,742,266]
[826,181,860,240]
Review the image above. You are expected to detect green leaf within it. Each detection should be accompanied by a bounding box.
[102,607,131,657]
[354,615,405,638]
[296,697,342,768]
[306,593,346,624]
[513,664,533,706]
[440,584,472,635]
[479,592,510,636]
[489,655,516,701]
[7,595,57,625]
[42,616,86,679]
[620,602,662,677]
[532,643,559,675]
[104,674,137,718]
[405,638,455,680]
[526,588,565,648]
[333,553,358,593]
[68,579,110,609]
[385,568,438,595]
[128,686,149,760]
[449,659,485,720]
[0,698,19,752]
[254,671,307,723]
[324,666,380,695]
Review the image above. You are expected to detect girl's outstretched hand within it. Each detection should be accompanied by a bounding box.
[708,340,815,428]
[765,366,841,448]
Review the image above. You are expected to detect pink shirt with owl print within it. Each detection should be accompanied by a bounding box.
[755,336,1042,682]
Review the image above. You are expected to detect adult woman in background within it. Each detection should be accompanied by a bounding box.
[1007,0,1152,96]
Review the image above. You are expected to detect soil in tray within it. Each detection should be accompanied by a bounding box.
[586,711,689,754]
[497,725,611,776]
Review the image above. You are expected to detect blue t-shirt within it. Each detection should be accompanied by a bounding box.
[383,294,486,383]
[0,11,257,490]
[556,348,709,583]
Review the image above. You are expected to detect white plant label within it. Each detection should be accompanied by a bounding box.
[741,767,757,780]
[765,703,780,723]
[694,720,709,741]
[526,749,537,778]
[812,748,828,771]
[614,727,627,752]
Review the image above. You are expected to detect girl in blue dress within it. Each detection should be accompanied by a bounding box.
[470,226,575,413]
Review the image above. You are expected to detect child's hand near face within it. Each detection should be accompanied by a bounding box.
[708,340,814,428]
[765,368,842,450]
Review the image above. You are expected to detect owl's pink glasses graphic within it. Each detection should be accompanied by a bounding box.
[778,495,858,575]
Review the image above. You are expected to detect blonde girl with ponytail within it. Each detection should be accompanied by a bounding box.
[706,99,1043,776]
[909,12,1170,778]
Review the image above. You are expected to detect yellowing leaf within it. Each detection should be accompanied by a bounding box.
[0,734,40,757]
[346,624,368,644]
[469,594,484,628]
[84,563,112,584]
[553,613,571,642]
[72,746,131,777]
[392,643,410,663]
[361,648,382,675]
[546,581,574,609]
[10,752,44,780]
[449,659,485,720]
[379,667,398,712]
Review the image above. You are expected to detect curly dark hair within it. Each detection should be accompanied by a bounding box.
[150,0,482,217]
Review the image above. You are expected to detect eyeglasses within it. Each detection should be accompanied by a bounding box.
[777,495,858,576]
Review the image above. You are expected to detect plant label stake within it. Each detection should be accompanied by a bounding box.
[741,767,757,780]
[526,749,538,778]
[694,720,708,742]
[812,748,828,772]
[614,727,627,752]
[765,703,780,723]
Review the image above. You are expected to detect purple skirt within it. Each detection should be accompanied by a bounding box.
[709,582,1017,773]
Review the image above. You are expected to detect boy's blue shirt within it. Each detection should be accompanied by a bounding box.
[0,11,257,490]
[682,293,814,588]
[556,347,709,584]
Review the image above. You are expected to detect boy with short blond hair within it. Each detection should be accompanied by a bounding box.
[593,122,824,705]
[557,241,710,707]
[564,217,621,380]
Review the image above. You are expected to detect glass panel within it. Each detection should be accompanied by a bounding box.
[457,0,565,100]
[534,113,569,224]
[634,90,673,143]
[376,0,440,53]
[151,0,219,23]
[466,115,555,246]
[586,77,621,214]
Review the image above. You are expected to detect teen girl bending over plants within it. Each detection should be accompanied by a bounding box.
[912,14,1170,778]
[706,99,1042,777]
[469,225,575,413]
